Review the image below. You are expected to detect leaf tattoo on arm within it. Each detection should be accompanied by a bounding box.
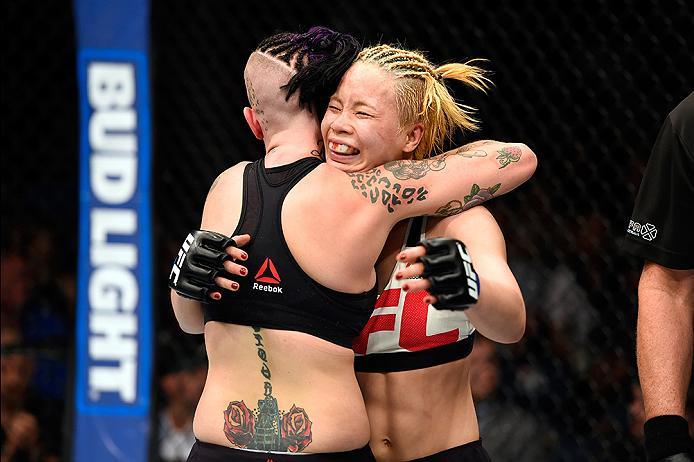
[496,146,522,169]
[435,183,502,217]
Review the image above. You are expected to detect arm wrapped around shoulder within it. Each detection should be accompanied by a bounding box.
[418,237,480,310]
[168,230,236,302]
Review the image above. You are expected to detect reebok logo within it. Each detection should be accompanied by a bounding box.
[627,220,658,242]
[253,257,283,293]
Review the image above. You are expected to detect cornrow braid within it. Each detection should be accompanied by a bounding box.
[357,45,492,159]
[257,32,309,74]
[257,26,362,120]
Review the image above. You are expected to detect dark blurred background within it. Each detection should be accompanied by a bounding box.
[3,0,693,460]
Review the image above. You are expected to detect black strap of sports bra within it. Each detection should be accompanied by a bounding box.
[261,156,321,187]
[233,157,322,244]
[234,162,262,241]
[406,216,425,247]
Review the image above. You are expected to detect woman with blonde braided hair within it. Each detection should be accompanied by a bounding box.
[322,44,529,461]
[353,45,491,160]
[170,28,533,460]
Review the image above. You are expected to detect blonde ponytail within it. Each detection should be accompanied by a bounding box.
[357,46,492,159]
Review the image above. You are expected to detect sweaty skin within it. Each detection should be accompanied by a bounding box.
[356,206,525,461]
[171,56,535,453]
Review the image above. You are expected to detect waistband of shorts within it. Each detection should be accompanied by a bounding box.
[407,439,489,462]
[189,440,375,461]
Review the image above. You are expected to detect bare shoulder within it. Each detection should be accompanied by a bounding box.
[200,161,251,232]
[314,163,381,213]
[208,161,251,197]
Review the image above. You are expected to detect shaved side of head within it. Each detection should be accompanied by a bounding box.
[243,52,305,138]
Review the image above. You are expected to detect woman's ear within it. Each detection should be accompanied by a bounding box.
[402,123,424,154]
[243,107,264,140]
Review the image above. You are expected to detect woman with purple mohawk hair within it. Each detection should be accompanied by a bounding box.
[258,26,361,122]
[169,27,536,461]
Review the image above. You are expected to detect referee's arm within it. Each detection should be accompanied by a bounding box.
[636,262,694,419]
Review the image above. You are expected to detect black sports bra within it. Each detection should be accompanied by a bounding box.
[204,157,377,348]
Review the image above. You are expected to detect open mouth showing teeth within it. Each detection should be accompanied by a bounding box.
[329,141,360,155]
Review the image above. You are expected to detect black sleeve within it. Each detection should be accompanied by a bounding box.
[623,93,694,270]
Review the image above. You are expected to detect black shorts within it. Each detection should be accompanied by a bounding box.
[187,440,376,462]
[408,440,491,462]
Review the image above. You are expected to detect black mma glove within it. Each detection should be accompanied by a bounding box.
[417,238,480,310]
[168,230,236,302]
[644,415,693,462]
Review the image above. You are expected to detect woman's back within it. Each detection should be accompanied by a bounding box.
[194,155,395,453]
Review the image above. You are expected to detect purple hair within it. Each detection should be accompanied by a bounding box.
[257,26,362,120]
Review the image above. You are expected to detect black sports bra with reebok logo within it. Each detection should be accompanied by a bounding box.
[204,157,377,349]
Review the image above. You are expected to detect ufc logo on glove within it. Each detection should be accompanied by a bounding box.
[170,233,195,286]
[456,242,479,300]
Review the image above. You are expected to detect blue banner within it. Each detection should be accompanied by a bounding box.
[73,1,152,461]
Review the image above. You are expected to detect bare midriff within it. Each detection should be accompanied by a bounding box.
[357,358,478,461]
[194,322,371,453]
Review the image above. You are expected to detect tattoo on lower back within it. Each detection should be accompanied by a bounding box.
[222,327,313,452]
[496,146,522,169]
[347,168,429,213]
[435,183,502,217]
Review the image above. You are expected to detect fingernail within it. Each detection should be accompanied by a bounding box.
[398,254,406,260]
[232,282,239,290]
[402,283,409,291]
[212,293,221,300]
[395,273,402,280]
[240,253,248,260]
[240,267,247,276]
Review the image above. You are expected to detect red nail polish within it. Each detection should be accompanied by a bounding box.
[395,273,402,280]
[241,253,248,260]
[240,268,247,275]
[232,282,239,290]
[212,293,221,300]
[402,284,409,291]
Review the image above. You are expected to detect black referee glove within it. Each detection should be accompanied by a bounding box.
[168,230,237,302]
[417,238,480,310]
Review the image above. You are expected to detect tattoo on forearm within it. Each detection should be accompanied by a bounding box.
[496,146,522,169]
[222,327,312,452]
[384,158,446,180]
[435,183,502,217]
[348,168,429,213]
[454,147,488,158]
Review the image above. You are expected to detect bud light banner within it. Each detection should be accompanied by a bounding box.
[73,1,152,461]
